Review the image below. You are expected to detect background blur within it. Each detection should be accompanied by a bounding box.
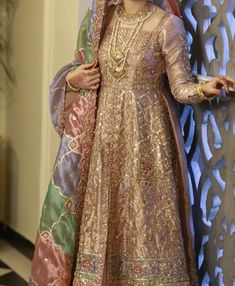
[0,1,91,284]
[0,0,92,242]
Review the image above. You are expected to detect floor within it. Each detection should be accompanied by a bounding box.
[0,224,33,286]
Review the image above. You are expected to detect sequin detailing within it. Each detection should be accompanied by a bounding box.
[73,8,200,286]
[75,252,191,285]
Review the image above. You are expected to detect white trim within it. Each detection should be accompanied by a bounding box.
[39,0,55,213]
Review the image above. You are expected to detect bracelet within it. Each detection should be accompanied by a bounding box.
[198,80,216,100]
[66,72,81,92]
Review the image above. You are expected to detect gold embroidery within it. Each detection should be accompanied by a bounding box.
[72,5,199,286]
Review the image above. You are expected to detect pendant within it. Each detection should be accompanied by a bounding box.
[108,65,126,80]
[111,50,124,64]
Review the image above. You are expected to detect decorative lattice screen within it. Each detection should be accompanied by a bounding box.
[178,1,235,285]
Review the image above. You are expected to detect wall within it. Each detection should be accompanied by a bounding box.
[2,0,44,243]
[1,0,79,243]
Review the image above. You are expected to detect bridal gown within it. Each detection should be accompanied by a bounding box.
[72,9,203,286]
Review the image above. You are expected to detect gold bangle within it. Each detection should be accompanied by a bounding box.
[198,80,216,100]
[66,72,81,92]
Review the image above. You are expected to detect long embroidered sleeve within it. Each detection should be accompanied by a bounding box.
[160,13,205,104]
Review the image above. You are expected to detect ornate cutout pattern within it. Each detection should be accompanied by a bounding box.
[178,1,235,285]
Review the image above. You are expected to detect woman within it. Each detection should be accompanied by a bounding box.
[28,0,235,285]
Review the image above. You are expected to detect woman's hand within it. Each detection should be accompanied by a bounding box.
[67,60,101,90]
[202,75,235,98]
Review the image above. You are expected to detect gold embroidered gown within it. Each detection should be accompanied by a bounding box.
[73,7,204,286]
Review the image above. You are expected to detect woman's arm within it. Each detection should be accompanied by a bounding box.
[49,59,81,136]
[159,14,235,104]
[48,7,100,137]
[49,56,101,136]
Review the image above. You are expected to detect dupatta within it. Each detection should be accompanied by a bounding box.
[29,1,198,285]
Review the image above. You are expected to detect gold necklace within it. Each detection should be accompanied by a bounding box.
[116,1,154,25]
[108,2,156,81]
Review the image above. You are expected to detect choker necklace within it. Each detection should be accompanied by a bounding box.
[115,1,154,25]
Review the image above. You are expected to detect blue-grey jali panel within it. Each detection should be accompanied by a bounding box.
[178,1,235,285]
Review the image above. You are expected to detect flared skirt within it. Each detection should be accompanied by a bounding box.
[72,86,194,285]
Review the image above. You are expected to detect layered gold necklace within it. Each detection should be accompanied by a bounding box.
[108,1,156,81]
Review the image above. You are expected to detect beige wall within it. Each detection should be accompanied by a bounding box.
[2,0,44,243]
[1,0,79,243]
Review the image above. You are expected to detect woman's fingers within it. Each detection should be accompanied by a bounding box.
[90,68,100,75]
[91,68,101,76]
[89,78,101,86]
[87,73,101,82]
[84,68,100,78]
[215,75,235,94]
[217,78,229,94]
[81,75,101,89]
[89,83,100,90]
[210,88,222,96]
[82,61,96,70]
[87,67,100,75]
[72,61,101,90]
[225,76,235,84]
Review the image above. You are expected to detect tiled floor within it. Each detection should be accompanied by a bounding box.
[0,260,27,286]
[0,258,28,285]
[0,225,33,286]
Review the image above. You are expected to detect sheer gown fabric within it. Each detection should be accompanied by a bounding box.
[72,7,204,286]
